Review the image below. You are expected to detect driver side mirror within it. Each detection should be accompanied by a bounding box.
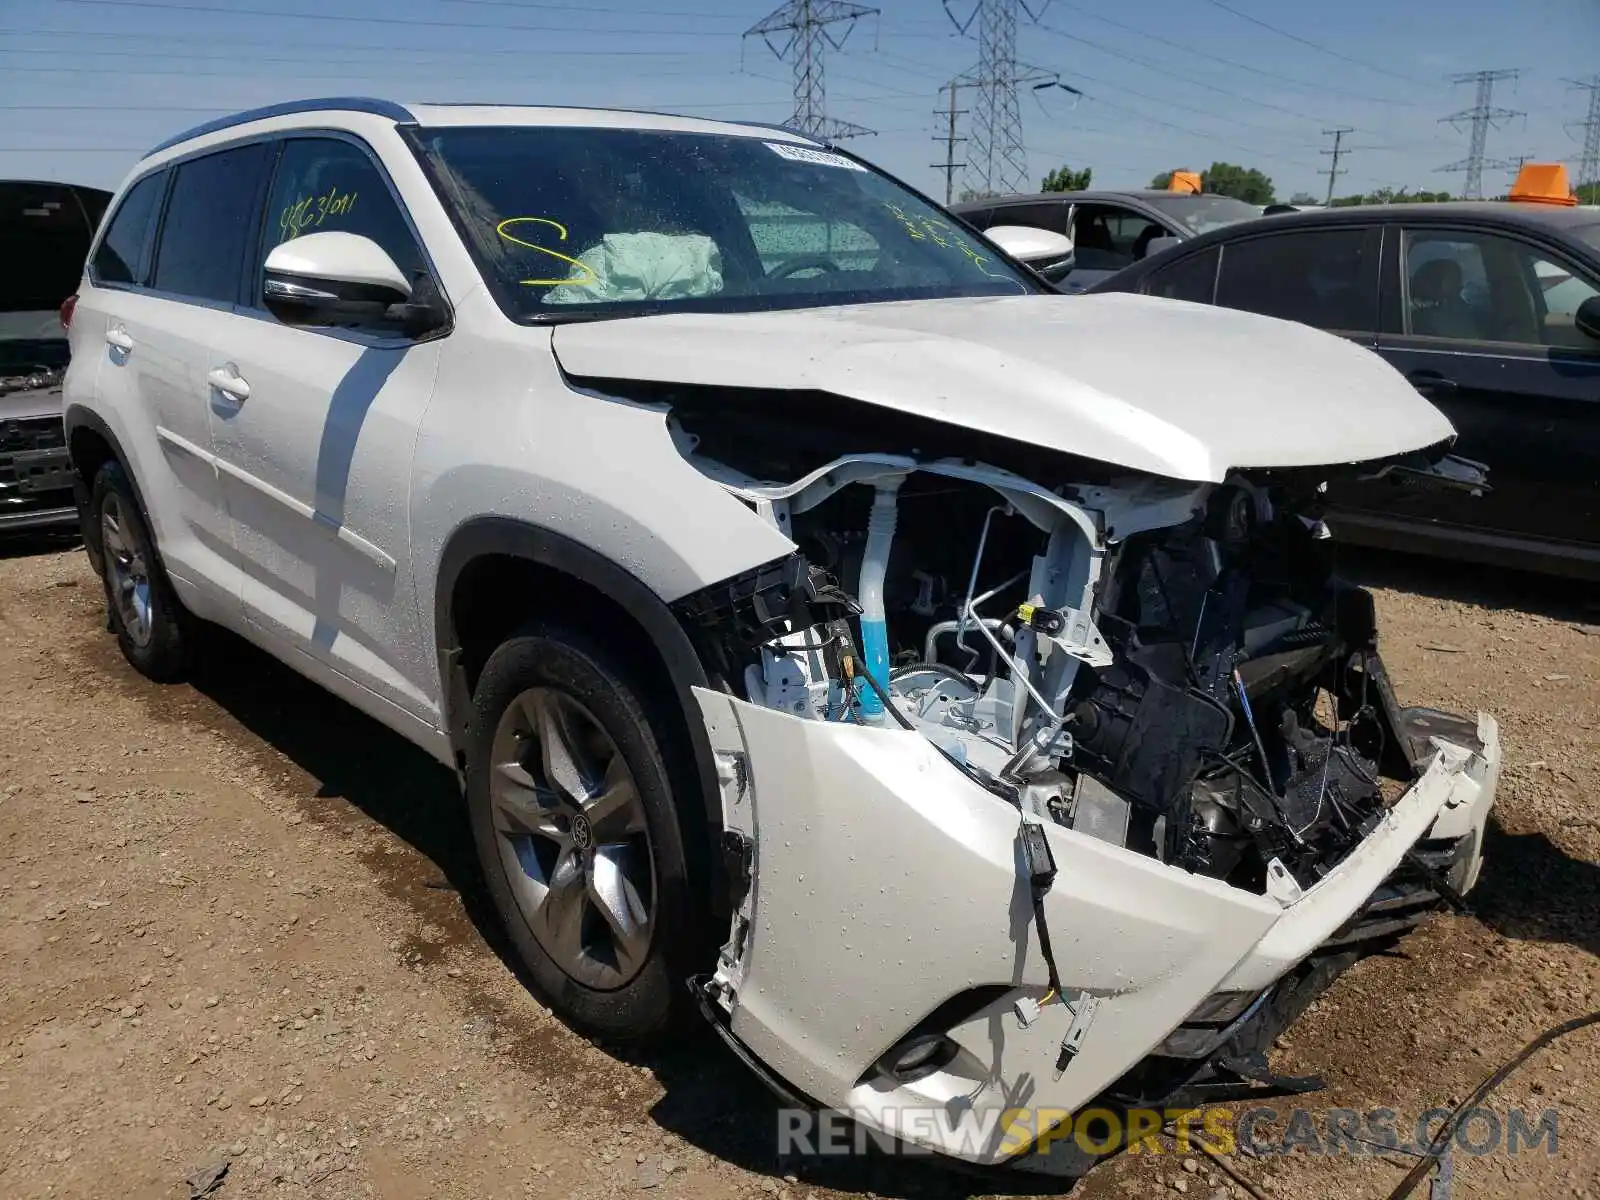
[1143,235,1183,259]
[263,231,445,337]
[983,224,1076,283]
[1575,295,1600,342]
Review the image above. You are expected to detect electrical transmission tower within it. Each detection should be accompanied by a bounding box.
[943,0,1077,197]
[1319,127,1354,205]
[1438,69,1523,200]
[1566,75,1600,195]
[745,0,878,141]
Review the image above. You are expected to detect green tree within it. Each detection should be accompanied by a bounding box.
[1040,164,1093,192]
[1578,180,1599,205]
[1288,192,1320,206]
[957,187,995,203]
[1200,162,1276,205]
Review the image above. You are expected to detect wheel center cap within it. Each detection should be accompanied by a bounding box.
[570,813,594,850]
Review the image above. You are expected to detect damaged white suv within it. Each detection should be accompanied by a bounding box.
[64,100,1500,1175]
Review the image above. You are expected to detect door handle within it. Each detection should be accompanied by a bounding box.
[1407,370,1458,397]
[206,365,251,403]
[104,327,134,353]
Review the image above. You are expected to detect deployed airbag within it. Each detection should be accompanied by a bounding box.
[545,232,724,304]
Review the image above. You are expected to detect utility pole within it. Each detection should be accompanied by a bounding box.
[931,80,973,204]
[1438,68,1523,200]
[745,0,878,141]
[944,0,1077,197]
[1565,75,1600,198]
[1319,126,1354,206]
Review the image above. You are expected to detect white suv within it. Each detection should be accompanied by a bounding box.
[64,99,1500,1175]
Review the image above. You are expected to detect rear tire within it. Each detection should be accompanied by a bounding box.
[464,625,698,1040]
[89,459,190,682]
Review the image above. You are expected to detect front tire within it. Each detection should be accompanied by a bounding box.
[464,626,697,1040]
[89,459,190,682]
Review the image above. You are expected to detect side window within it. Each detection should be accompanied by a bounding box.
[152,143,272,304]
[1143,246,1218,303]
[1071,204,1166,272]
[1215,228,1376,332]
[90,171,165,286]
[733,193,879,276]
[1403,228,1600,350]
[987,202,1070,235]
[258,137,426,292]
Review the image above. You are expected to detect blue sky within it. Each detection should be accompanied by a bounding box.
[2,0,1597,201]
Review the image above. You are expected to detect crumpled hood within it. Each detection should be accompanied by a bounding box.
[551,292,1455,482]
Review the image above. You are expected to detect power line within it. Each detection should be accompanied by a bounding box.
[1034,20,1338,127]
[440,0,740,14]
[744,0,879,140]
[49,0,731,37]
[1567,76,1600,189]
[1438,69,1523,200]
[1044,0,1428,107]
[1320,126,1354,205]
[1029,37,1328,150]
[1198,0,1431,86]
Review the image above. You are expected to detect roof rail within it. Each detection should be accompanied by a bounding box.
[144,97,414,158]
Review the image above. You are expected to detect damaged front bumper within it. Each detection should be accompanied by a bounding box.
[693,687,1499,1168]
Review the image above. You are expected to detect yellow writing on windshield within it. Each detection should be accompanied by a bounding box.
[497,217,596,287]
[279,187,358,243]
[881,202,1009,278]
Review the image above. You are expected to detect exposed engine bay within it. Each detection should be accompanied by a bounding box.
[664,390,1424,899]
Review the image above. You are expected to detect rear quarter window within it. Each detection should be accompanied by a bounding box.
[90,171,166,287]
[1142,245,1219,303]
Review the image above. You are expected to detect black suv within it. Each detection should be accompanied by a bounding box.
[1090,202,1600,580]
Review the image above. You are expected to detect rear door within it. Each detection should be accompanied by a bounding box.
[125,141,274,604]
[1356,225,1600,562]
[1209,223,1382,346]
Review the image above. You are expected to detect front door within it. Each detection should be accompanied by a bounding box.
[207,134,446,726]
[1363,226,1600,559]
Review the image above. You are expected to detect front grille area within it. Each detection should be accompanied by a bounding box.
[0,414,68,455]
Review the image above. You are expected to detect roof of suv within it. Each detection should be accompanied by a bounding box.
[146,96,815,158]
[949,189,1238,212]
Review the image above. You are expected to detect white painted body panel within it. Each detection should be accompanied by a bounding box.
[407,287,799,622]
[552,293,1458,482]
[69,288,244,618]
[207,317,443,723]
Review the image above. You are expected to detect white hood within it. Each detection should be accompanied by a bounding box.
[551,292,1455,483]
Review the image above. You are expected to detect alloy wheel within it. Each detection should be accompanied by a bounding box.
[489,687,656,989]
[100,493,153,647]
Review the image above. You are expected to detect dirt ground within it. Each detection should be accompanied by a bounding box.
[1,536,1597,1200]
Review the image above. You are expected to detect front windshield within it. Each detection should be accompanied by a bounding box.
[1145,194,1265,236]
[411,125,1038,321]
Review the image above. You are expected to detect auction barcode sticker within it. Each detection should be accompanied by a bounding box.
[765,142,867,171]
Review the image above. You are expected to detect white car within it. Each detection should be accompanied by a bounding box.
[62,99,1499,1175]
